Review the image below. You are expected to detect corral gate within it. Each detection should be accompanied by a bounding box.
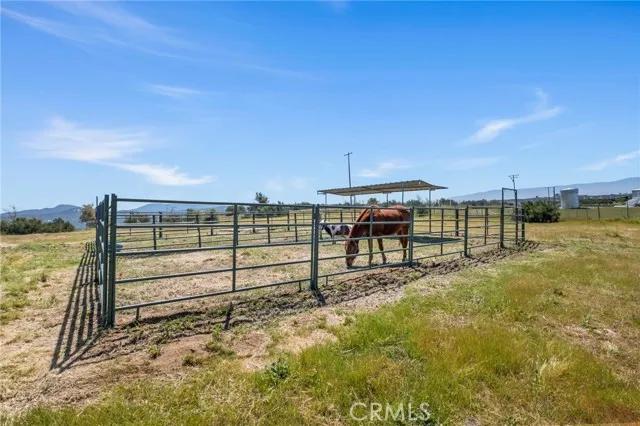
[95,195,524,328]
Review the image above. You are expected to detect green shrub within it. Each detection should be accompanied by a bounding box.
[0,217,75,234]
[523,200,560,223]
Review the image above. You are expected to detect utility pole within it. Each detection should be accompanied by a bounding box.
[508,174,519,191]
[508,174,519,207]
[345,152,353,205]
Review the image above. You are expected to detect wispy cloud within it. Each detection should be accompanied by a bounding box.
[109,163,212,186]
[358,160,412,178]
[28,117,212,186]
[446,157,502,171]
[0,7,82,43]
[2,2,194,58]
[28,117,145,162]
[145,84,204,99]
[466,89,563,145]
[581,149,640,171]
[2,4,312,77]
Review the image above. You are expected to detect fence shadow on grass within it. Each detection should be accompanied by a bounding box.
[50,243,102,372]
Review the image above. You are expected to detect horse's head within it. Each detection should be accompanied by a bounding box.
[345,238,359,267]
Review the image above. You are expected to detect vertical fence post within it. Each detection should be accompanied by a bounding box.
[159,212,163,239]
[521,210,526,242]
[94,196,99,281]
[266,214,271,244]
[440,208,444,255]
[310,204,320,291]
[369,207,374,266]
[597,204,601,220]
[294,212,298,242]
[514,194,519,243]
[252,213,256,234]
[429,206,432,233]
[340,210,343,224]
[454,209,459,237]
[408,207,414,265]
[152,214,157,251]
[464,206,469,257]
[484,207,489,245]
[627,202,630,218]
[102,195,109,324]
[287,210,291,231]
[499,206,505,249]
[232,204,238,292]
[196,213,202,248]
[107,194,117,328]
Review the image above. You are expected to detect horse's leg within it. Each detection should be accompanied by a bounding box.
[367,237,373,267]
[398,227,408,262]
[378,238,386,264]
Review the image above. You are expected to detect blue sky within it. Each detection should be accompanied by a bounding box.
[1,1,639,209]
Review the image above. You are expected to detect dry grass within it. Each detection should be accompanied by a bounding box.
[2,219,638,424]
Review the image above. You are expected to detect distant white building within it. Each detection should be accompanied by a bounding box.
[625,189,640,207]
[560,188,579,209]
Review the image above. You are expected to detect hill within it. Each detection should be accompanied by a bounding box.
[0,203,228,229]
[0,204,83,228]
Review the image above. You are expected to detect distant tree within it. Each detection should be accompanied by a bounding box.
[0,217,74,234]
[123,213,150,223]
[79,204,96,228]
[186,208,197,223]
[45,218,75,232]
[3,205,17,220]
[405,198,426,207]
[523,200,559,223]
[203,208,219,223]
[225,205,247,216]
[255,192,269,204]
[437,198,459,207]
[366,197,380,206]
[249,192,270,213]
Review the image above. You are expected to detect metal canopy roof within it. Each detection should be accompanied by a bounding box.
[317,179,447,196]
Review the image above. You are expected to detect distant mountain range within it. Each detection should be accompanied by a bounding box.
[451,177,640,201]
[0,203,228,229]
[0,204,83,228]
[3,178,638,227]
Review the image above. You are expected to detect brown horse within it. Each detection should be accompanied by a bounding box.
[344,205,410,267]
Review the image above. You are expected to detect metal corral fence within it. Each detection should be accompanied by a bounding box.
[560,205,640,220]
[95,195,524,328]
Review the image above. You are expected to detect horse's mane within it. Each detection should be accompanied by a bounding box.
[348,206,378,239]
[355,206,375,222]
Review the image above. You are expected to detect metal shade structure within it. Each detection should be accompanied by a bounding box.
[317,179,447,204]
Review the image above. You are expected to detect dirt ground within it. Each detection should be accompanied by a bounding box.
[0,241,537,415]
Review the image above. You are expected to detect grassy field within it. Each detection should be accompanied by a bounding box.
[2,219,639,424]
[0,230,93,325]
